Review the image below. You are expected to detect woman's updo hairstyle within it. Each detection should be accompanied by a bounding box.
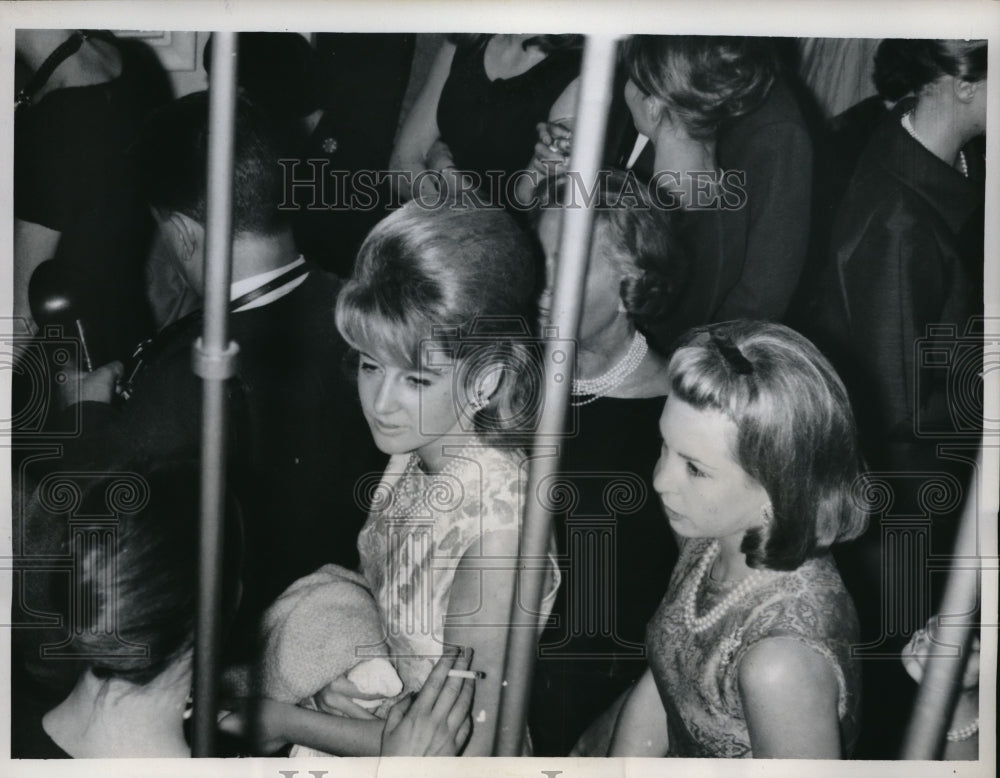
[873,38,987,101]
[622,35,777,141]
[536,169,691,338]
[336,202,544,442]
[666,321,869,570]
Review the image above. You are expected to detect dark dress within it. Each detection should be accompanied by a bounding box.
[437,37,580,202]
[15,36,171,362]
[529,395,678,756]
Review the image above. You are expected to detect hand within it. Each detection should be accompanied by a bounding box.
[217,697,295,755]
[902,625,980,690]
[529,118,574,174]
[55,360,123,409]
[380,647,475,756]
[313,675,384,720]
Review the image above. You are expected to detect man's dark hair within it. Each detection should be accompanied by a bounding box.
[135,90,288,236]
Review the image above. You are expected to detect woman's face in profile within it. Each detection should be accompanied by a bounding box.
[652,394,770,544]
[537,210,624,345]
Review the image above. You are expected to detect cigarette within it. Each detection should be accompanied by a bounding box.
[448,669,486,680]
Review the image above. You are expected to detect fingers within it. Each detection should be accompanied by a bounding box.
[409,647,461,717]
[384,692,412,733]
[430,647,472,722]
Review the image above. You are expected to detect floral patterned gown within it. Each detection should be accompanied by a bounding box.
[357,443,560,693]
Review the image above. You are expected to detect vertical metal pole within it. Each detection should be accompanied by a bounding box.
[191,31,240,758]
[900,449,984,759]
[494,35,620,756]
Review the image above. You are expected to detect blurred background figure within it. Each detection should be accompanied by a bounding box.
[14,29,171,356]
[528,171,688,755]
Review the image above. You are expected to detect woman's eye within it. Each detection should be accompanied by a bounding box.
[406,375,431,388]
[359,360,379,373]
[686,461,705,478]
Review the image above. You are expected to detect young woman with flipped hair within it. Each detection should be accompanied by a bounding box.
[585,321,867,758]
[332,201,559,755]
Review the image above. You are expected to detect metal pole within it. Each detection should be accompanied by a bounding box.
[900,449,984,759]
[191,31,240,758]
[494,35,620,756]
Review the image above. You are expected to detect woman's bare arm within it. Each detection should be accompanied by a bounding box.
[443,528,520,756]
[388,40,457,201]
[608,667,670,756]
[739,637,842,758]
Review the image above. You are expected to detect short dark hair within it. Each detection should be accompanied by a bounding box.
[537,169,691,338]
[874,38,987,101]
[59,461,243,685]
[336,202,543,442]
[136,91,288,236]
[622,35,777,140]
[667,321,868,570]
[446,33,583,54]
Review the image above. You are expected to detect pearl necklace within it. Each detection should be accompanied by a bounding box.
[385,446,474,521]
[571,331,648,406]
[680,540,778,634]
[901,111,968,178]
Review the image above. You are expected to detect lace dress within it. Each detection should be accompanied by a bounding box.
[646,537,862,757]
[357,443,560,693]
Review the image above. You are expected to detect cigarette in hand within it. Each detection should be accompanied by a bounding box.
[448,669,486,680]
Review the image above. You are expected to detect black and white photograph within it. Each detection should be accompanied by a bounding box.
[2,1,996,776]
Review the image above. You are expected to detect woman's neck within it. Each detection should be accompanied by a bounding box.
[651,131,718,208]
[483,35,548,81]
[910,96,971,168]
[577,321,669,399]
[43,667,191,758]
[712,533,756,583]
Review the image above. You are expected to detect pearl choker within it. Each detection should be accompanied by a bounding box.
[680,540,779,634]
[901,111,968,178]
[571,331,648,406]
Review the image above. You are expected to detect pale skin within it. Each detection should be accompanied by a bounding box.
[605,396,843,758]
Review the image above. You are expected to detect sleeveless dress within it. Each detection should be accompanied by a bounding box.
[436,37,580,202]
[646,537,862,757]
[357,443,560,693]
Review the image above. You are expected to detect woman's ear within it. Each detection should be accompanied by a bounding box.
[469,363,503,410]
[954,77,979,104]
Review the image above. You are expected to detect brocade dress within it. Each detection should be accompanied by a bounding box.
[646,537,862,757]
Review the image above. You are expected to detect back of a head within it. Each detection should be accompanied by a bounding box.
[55,461,243,686]
[874,38,987,101]
[539,169,691,337]
[136,91,288,236]
[622,35,777,140]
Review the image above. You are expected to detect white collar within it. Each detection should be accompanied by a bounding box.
[230,256,307,312]
[626,134,650,170]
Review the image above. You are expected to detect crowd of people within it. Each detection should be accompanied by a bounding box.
[10,31,985,761]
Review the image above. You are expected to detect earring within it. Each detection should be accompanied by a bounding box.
[469,392,488,412]
[760,504,774,526]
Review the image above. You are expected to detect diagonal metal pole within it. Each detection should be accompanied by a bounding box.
[494,35,620,756]
[191,31,241,758]
[900,448,985,759]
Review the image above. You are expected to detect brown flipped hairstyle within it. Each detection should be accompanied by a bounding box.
[666,320,868,570]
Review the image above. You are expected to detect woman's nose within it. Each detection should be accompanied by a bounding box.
[652,452,673,496]
[372,375,396,414]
